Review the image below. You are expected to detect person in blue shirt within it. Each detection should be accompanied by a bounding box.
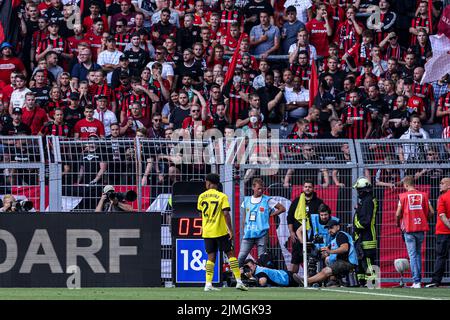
[307,203,340,276]
[294,219,358,286]
[238,178,286,267]
[243,259,299,287]
[281,6,305,55]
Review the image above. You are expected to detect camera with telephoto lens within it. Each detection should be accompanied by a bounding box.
[107,190,137,202]
[13,200,34,212]
[312,234,324,244]
[243,265,252,275]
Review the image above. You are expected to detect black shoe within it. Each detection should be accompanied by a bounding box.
[425,282,439,288]
[325,280,338,287]
[293,273,304,287]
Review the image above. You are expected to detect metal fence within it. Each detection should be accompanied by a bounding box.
[1,136,450,284]
[236,139,359,276]
[0,136,45,211]
[355,139,450,284]
[46,136,218,283]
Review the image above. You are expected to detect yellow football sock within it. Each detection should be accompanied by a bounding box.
[229,257,241,281]
[206,260,215,284]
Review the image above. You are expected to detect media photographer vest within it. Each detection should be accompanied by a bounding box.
[243,195,272,239]
[309,215,340,249]
[328,231,358,266]
[253,266,290,287]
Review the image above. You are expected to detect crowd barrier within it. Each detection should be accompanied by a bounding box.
[1,136,450,284]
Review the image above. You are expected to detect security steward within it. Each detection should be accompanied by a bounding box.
[352,177,378,287]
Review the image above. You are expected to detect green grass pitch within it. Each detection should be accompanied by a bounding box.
[0,287,448,300]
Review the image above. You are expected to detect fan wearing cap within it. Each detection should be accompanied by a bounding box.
[0,42,26,85]
[93,94,118,137]
[352,177,378,287]
[73,105,105,139]
[95,185,134,212]
[0,107,31,136]
[97,36,124,86]
[63,92,84,132]
[110,55,136,89]
[292,219,358,287]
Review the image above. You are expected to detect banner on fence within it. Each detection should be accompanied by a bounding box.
[0,213,161,287]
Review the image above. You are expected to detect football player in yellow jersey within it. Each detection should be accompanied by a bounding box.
[197,173,249,292]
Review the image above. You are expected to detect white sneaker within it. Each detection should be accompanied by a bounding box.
[236,282,249,291]
[204,284,220,291]
[411,283,421,289]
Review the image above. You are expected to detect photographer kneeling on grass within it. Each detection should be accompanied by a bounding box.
[293,220,358,287]
[95,185,136,212]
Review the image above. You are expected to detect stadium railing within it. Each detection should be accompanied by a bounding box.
[2,136,450,284]
[0,136,45,211]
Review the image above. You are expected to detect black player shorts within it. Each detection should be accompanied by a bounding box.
[330,260,355,276]
[204,235,233,254]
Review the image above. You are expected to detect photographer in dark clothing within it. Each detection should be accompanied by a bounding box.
[95,185,134,212]
[287,180,324,274]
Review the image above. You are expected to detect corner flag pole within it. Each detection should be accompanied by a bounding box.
[302,219,307,288]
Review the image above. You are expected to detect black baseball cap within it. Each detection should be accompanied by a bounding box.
[12,107,22,114]
[286,6,297,13]
[325,219,339,229]
[69,92,80,100]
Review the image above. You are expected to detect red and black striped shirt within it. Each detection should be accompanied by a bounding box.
[220,9,243,36]
[383,44,404,61]
[304,120,322,138]
[341,105,372,139]
[289,64,311,89]
[410,16,430,46]
[40,121,70,136]
[46,99,68,119]
[227,84,253,124]
[114,85,130,107]
[438,92,450,128]
[36,36,69,57]
[32,30,49,49]
[115,33,132,52]
[412,82,434,115]
[334,20,362,55]
[90,84,116,109]
[121,92,152,119]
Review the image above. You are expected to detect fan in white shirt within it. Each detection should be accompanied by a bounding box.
[93,95,118,137]
[97,36,124,85]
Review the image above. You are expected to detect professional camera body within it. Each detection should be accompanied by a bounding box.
[13,200,34,212]
[306,234,326,277]
[106,190,137,202]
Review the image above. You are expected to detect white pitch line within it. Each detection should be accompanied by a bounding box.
[319,288,445,300]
